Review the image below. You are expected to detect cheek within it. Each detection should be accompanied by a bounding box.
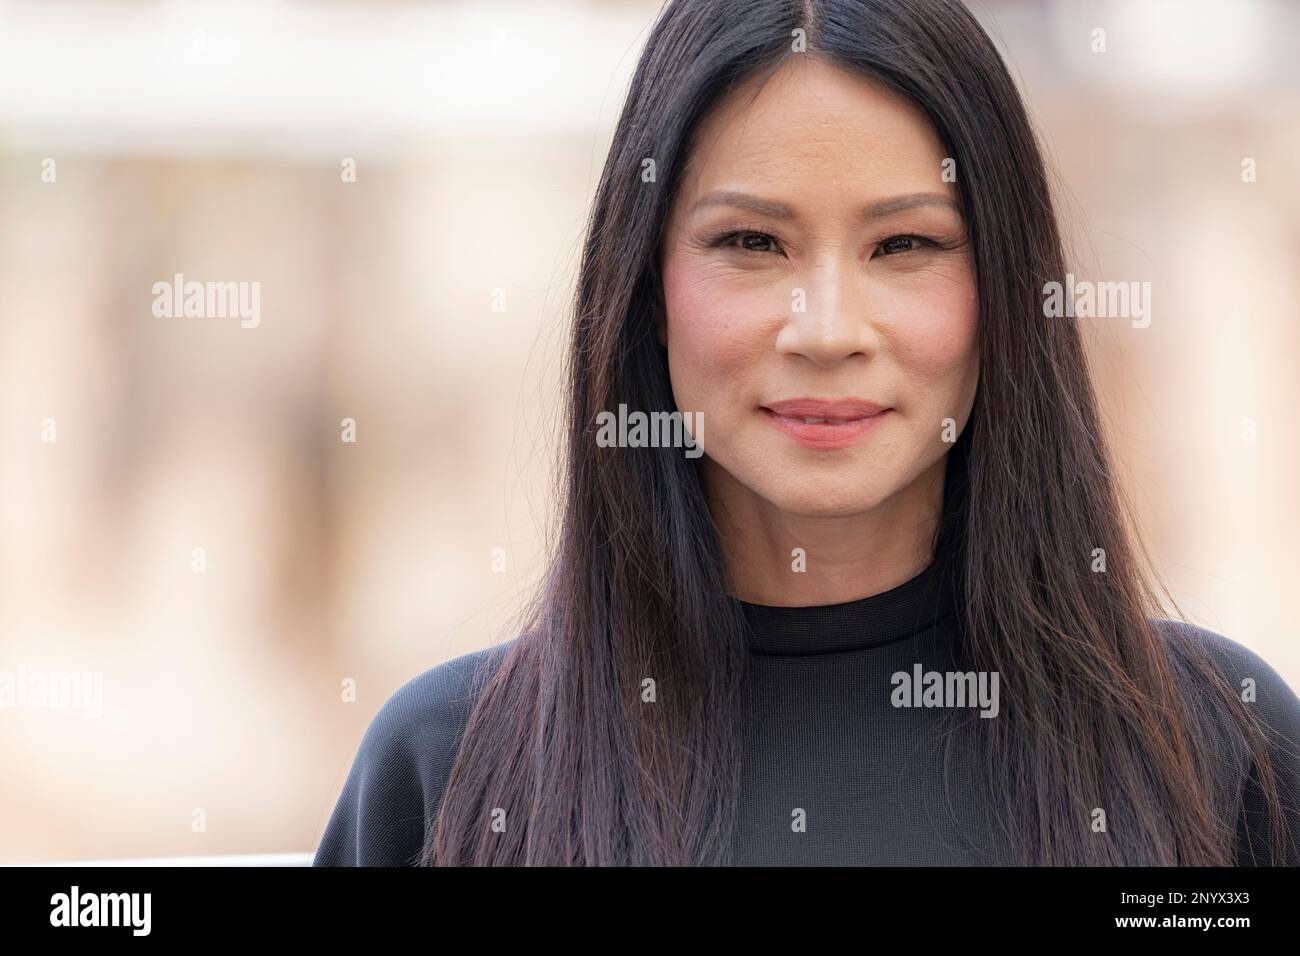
[882,267,980,396]
[661,259,769,397]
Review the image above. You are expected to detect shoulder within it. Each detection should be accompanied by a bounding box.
[369,638,516,755]
[1152,618,1300,863]
[312,638,517,866]
[1153,618,1300,718]
[1152,617,1300,746]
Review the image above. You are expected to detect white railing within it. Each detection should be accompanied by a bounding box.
[10,852,315,867]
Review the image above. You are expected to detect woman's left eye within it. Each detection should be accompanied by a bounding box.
[874,235,936,257]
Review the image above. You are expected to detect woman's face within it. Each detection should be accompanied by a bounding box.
[658,57,979,520]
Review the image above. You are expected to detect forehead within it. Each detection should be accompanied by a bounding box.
[674,57,949,205]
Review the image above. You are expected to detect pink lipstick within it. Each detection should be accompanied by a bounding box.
[762,398,891,450]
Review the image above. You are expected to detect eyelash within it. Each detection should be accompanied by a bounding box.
[706,228,943,259]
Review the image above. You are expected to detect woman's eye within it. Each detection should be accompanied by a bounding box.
[709,230,941,259]
[714,231,782,254]
[874,235,934,257]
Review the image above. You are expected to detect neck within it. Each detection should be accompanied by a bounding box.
[706,455,947,607]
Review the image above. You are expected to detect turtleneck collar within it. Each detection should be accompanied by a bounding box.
[731,525,963,656]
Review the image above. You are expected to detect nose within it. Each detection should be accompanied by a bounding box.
[774,256,878,368]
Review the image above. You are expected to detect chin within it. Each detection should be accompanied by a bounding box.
[756,479,891,519]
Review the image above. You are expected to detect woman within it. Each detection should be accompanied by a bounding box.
[314,0,1300,866]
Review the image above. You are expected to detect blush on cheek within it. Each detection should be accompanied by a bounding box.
[663,271,768,376]
[881,282,979,380]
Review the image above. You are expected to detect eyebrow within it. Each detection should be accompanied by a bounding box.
[689,189,961,221]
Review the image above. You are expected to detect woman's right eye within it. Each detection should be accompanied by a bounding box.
[712,230,783,254]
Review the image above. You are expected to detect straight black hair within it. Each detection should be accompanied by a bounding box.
[423,0,1286,866]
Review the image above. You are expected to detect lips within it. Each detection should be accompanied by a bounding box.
[762,398,891,450]
[765,397,887,420]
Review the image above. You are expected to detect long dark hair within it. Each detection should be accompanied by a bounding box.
[422,0,1286,866]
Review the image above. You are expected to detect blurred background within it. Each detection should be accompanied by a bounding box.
[0,0,1296,863]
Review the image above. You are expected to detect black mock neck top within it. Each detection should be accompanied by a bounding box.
[735,530,960,657]
[313,531,1300,866]
[725,529,1001,864]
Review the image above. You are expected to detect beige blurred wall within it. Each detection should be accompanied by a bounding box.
[0,0,1296,861]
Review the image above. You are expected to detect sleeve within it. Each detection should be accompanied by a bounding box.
[311,641,514,866]
[1168,621,1300,866]
[312,679,435,867]
[1225,643,1300,866]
